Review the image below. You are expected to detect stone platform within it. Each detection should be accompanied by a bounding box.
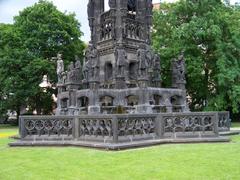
[9,137,230,151]
[9,112,231,150]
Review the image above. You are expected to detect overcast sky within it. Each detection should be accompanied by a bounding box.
[0,0,238,42]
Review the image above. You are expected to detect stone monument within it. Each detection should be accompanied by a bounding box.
[11,0,231,150]
[56,0,188,115]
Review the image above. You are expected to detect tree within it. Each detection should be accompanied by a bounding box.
[152,0,240,114]
[0,0,85,117]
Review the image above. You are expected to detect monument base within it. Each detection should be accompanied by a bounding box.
[9,137,230,151]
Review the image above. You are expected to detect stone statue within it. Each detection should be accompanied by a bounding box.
[114,44,128,77]
[177,51,186,83]
[57,53,64,83]
[146,45,154,69]
[75,56,81,69]
[172,51,186,89]
[83,58,90,81]
[67,62,75,82]
[86,44,99,80]
[137,43,149,77]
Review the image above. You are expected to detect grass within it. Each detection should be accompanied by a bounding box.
[231,122,240,128]
[0,127,240,180]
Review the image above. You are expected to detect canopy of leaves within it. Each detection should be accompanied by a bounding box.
[152,0,240,114]
[0,0,85,116]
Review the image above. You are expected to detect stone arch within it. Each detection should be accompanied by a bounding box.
[170,95,184,112]
[100,95,114,106]
[60,98,68,109]
[77,96,89,108]
[126,95,139,106]
[129,61,137,80]
[104,62,113,81]
[152,94,164,105]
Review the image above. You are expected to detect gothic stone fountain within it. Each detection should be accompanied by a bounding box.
[10,0,230,150]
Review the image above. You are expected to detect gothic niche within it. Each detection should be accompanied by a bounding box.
[128,0,137,13]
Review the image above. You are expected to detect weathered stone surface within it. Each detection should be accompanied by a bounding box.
[11,1,231,149]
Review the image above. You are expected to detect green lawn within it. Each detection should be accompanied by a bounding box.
[0,127,240,180]
[231,122,240,128]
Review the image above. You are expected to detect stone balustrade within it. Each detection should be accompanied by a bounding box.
[19,112,230,143]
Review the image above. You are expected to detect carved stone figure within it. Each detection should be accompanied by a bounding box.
[67,62,75,82]
[172,51,186,89]
[86,44,99,80]
[114,44,128,77]
[137,44,149,77]
[57,53,64,83]
[75,56,81,69]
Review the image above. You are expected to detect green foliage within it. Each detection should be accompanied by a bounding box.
[152,0,240,113]
[0,0,85,116]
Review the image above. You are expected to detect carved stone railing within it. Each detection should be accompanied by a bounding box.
[20,116,74,140]
[159,113,218,138]
[218,111,231,132]
[19,112,229,143]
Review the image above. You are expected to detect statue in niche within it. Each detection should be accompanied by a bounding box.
[83,57,90,81]
[74,55,82,81]
[56,53,64,83]
[146,45,154,70]
[172,51,186,88]
[137,43,149,77]
[128,0,136,12]
[67,62,75,82]
[109,0,116,9]
[87,44,100,80]
[114,44,128,77]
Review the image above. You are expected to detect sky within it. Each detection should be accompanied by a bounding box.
[0,0,239,42]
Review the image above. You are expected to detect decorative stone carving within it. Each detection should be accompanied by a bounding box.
[82,57,90,82]
[57,53,64,83]
[114,44,128,77]
[55,0,189,116]
[87,45,100,81]
[172,51,186,89]
[137,43,149,78]
[67,62,75,83]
